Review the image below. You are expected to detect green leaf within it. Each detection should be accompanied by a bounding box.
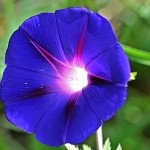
[0,127,26,150]
[130,72,137,81]
[82,144,92,150]
[116,144,122,150]
[103,138,111,150]
[122,44,150,66]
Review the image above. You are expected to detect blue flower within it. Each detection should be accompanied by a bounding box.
[0,7,130,146]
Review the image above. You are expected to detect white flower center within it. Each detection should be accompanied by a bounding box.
[67,67,88,92]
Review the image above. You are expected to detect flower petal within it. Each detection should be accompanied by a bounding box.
[83,84,127,121]
[4,94,65,133]
[82,12,117,66]
[20,28,71,76]
[20,13,68,63]
[65,84,127,143]
[1,66,69,146]
[1,66,60,104]
[35,93,69,146]
[6,29,58,77]
[85,44,130,84]
[55,7,89,62]
[64,92,102,144]
[0,7,131,147]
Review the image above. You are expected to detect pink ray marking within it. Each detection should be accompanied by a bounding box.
[73,19,88,66]
[87,71,112,83]
[20,27,71,77]
[88,73,126,87]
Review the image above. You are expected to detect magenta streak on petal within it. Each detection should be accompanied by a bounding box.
[63,92,80,143]
[20,27,71,77]
[55,15,70,65]
[87,70,113,84]
[5,86,59,105]
[73,18,88,66]
[88,74,126,87]
[88,74,113,85]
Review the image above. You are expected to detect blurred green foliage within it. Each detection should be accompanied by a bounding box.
[0,0,150,150]
[103,138,123,150]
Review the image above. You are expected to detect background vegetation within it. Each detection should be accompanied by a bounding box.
[0,0,150,150]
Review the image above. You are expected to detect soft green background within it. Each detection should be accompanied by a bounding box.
[0,0,150,150]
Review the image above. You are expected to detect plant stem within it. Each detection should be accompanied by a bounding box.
[65,144,79,150]
[96,126,103,150]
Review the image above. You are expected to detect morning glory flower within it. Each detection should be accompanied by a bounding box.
[0,7,130,146]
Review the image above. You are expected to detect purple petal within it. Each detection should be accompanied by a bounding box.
[6,29,58,77]
[35,93,69,146]
[1,66,60,104]
[55,8,89,63]
[5,92,69,146]
[20,28,71,76]
[1,66,70,146]
[86,44,130,84]
[81,12,117,66]
[65,84,126,143]
[0,7,131,147]
[64,91,102,144]
[83,84,127,121]
[20,13,68,63]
